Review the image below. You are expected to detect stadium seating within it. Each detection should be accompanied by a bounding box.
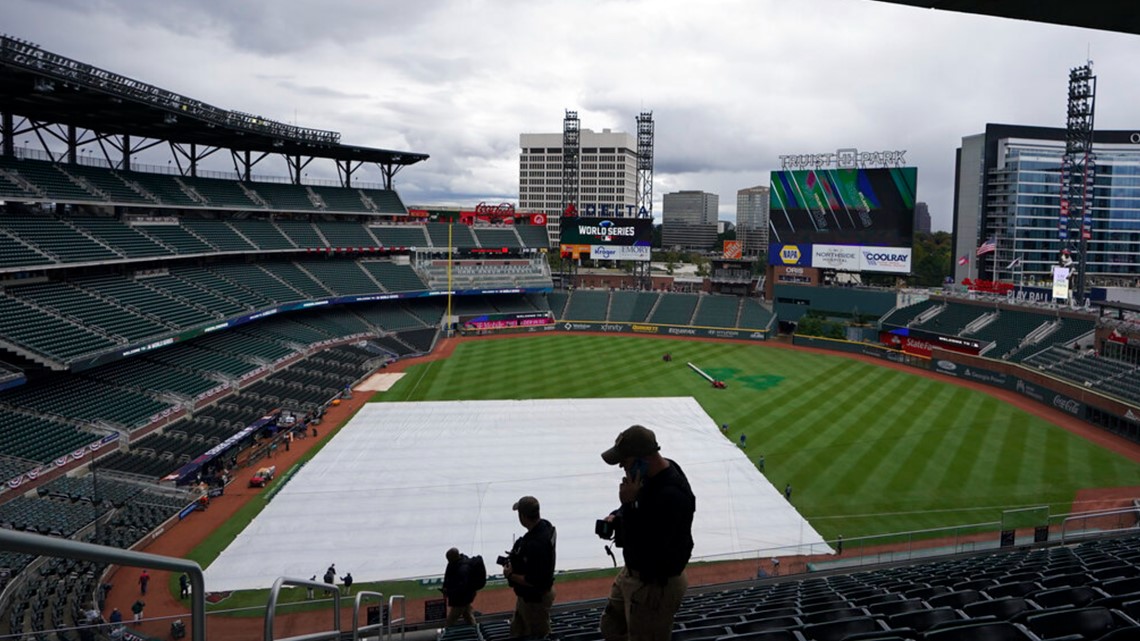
[177,175,260,209]
[302,260,383,296]
[228,219,298,251]
[0,156,100,203]
[358,188,408,215]
[308,185,372,213]
[0,294,120,361]
[472,226,522,249]
[880,299,941,328]
[120,169,201,207]
[563,290,609,321]
[9,279,171,343]
[370,224,430,248]
[314,221,380,248]
[515,223,550,249]
[274,219,328,248]
[134,221,217,254]
[739,298,774,331]
[426,222,478,249]
[608,291,659,323]
[247,181,320,211]
[260,262,335,299]
[360,261,429,292]
[0,215,120,263]
[693,294,743,328]
[0,412,94,464]
[69,216,173,258]
[649,293,700,325]
[208,263,308,304]
[181,219,259,252]
[0,230,49,268]
[60,162,153,205]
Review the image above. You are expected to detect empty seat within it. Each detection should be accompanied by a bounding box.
[801,616,885,641]
[672,625,730,641]
[927,589,984,610]
[1028,585,1104,609]
[921,621,1037,641]
[1023,606,1122,640]
[867,598,927,617]
[963,597,1034,622]
[714,630,805,641]
[1098,576,1140,597]
[888,607,963,633]
[987,581,1042,599]
[732,616,802,634]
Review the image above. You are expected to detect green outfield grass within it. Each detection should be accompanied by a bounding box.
[378,334,1140,541]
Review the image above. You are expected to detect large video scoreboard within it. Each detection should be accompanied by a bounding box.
[768,167,917,274]
[559,216,654,262]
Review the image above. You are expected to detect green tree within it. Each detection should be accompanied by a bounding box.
[910,231,953,286]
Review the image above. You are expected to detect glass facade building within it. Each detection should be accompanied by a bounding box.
[954,124,1140,286]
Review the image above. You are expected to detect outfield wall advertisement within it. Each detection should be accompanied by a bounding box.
[559,320,769,341]
[770,243,913,273]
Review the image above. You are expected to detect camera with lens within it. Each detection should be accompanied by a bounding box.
[495,554,510,566]
[595,516,624,547]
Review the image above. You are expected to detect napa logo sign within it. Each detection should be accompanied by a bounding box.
[769,244,808,266]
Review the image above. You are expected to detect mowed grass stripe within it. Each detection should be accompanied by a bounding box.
[377,335,1140,540]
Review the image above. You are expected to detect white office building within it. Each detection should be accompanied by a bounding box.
[519,128,639,244]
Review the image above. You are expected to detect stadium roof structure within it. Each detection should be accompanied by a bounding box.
[0,35,427,185]
[869,0,1140,36]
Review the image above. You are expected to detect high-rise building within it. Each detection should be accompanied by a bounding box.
[662,190,719,251]
[914,201,931,235]
[736,185,770,258]
[519,128,639,245]
[953,124,1140,285]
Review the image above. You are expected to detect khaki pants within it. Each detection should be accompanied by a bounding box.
[600,568,687,641]
[445,604,476,627]
[510,589,554,638]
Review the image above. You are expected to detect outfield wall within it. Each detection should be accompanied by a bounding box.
[931,348,1140,443]
[559,320,770,341]
[791,333,1140,444]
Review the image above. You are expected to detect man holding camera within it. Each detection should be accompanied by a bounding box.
[598,425,695,641]
[502,495,557,639]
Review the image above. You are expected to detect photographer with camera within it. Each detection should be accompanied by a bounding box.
[443,548,484,627]
[597,425,695,641]
[501,495,557,639]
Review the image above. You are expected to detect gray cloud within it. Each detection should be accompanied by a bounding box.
[4,0,1140,232]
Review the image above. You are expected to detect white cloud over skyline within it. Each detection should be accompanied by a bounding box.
[5,0,1139,231]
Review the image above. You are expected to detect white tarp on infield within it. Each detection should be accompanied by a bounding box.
[203,398,827,592]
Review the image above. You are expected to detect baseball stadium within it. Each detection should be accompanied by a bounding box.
[4,12,1140,641]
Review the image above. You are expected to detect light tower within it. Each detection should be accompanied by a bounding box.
[560,110,581,287]
[636,112,654,219]
[1059,62,1096,301]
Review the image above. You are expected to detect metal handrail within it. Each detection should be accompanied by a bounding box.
[263,576,341,641]
[350,590,384,641]
[386,594,406,641]
[0,528,206,641]
[1061,506,1140,543]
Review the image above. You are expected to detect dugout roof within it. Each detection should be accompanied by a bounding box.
[0,36,428,168]
[871,0,1140,36]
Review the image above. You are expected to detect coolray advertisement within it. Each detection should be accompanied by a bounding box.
[859,246,912,273]
[769,167,916,247]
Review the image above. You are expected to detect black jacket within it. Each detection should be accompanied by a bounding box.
[508,519,557,602]
[443,555,476,607]
[619,459,695,584]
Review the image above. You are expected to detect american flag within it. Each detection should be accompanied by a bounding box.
[1006,256,1022,270]
[976,238,997,256]
[957,255,969,266]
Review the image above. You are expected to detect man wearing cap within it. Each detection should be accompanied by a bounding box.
[599,424,695,641]
[503,495,557,639]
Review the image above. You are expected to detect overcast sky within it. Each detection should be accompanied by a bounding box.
[6,0,1140,231]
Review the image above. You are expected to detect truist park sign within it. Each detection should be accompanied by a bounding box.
[779,148,907,170]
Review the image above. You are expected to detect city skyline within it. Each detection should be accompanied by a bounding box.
[5,1,1140,233]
